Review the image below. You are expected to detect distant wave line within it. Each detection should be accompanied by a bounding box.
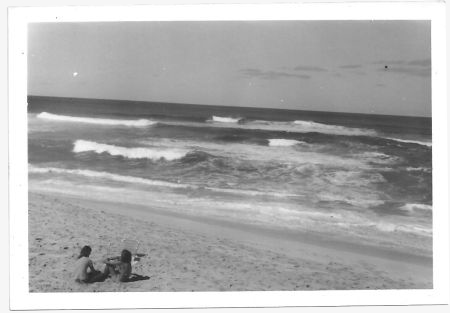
[292,120,377,136]
[166,118,377,137]
[37,112,156,127]
[36,112,431,146]
[166,119,431,147]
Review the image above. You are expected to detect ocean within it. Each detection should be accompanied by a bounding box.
[28,96,433,258]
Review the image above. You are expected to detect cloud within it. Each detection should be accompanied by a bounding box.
[372,58,431,77]
[239,68,310,80]
[377,66,430,77]
[339,64,362,69]
[293,65,327,72]
[373,60,406,65]
[373,58,431,67]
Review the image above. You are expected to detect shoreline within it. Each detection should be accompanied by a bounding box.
[28,178,432,260]
[50,190,432,267]
[28,190,433,292]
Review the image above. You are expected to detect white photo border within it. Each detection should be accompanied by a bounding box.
[8,2,448,310]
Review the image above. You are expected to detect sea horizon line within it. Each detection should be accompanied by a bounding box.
[27,94,432,120]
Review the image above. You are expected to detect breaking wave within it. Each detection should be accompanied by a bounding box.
[29,166,190,189]
[73,140,189,161]
[406,167,432,173]
[202,118,375,136]
[292,120,377,136]
[374,222,432,236]
[37,112,156,127]
[29,165,301,198]
[210,116,242,123]
[268,139,305,147]
[386,137,432,147]
[400,203,432,213]
[184,118,379,137]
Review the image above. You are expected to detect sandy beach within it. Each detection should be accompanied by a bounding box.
[28,191,432,292]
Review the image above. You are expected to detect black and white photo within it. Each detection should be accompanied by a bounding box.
[7,2,449,310]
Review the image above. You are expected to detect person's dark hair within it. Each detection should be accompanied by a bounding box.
[78,245,92,259]
[120,249,132,263]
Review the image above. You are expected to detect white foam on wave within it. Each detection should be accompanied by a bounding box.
[37,112,156,127]
[354,151,398,164]
[138,138,365,168]
[29,165,301,199]
[268,139,305,147]
[400,203,432,213]
[373,222,432,236]
[386,137,432,147]
[206,186,300,198]
[211,116,241,123]
[317,193,385,208]
[406,167,432,173]
[161,118,377,137]
[292,120,377,136]
[323,171,386,186]
[73,140,189,161]
[29,166,190,189]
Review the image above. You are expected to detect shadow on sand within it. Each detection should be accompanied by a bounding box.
[126,273,150,282]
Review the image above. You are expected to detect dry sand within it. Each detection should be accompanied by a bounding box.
[28,191,432,292]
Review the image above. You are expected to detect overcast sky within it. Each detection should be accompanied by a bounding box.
[28,21,431,117]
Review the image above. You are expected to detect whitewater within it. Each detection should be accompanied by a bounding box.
[73,139,190,161]
[38,112,156,127]
[27,96,433,260]
[37,112,432,147]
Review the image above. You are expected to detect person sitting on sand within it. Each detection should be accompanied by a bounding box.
[93,249,132,283]
[73,245,99,283]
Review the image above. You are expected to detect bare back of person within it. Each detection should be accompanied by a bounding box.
[73,256,94,282]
